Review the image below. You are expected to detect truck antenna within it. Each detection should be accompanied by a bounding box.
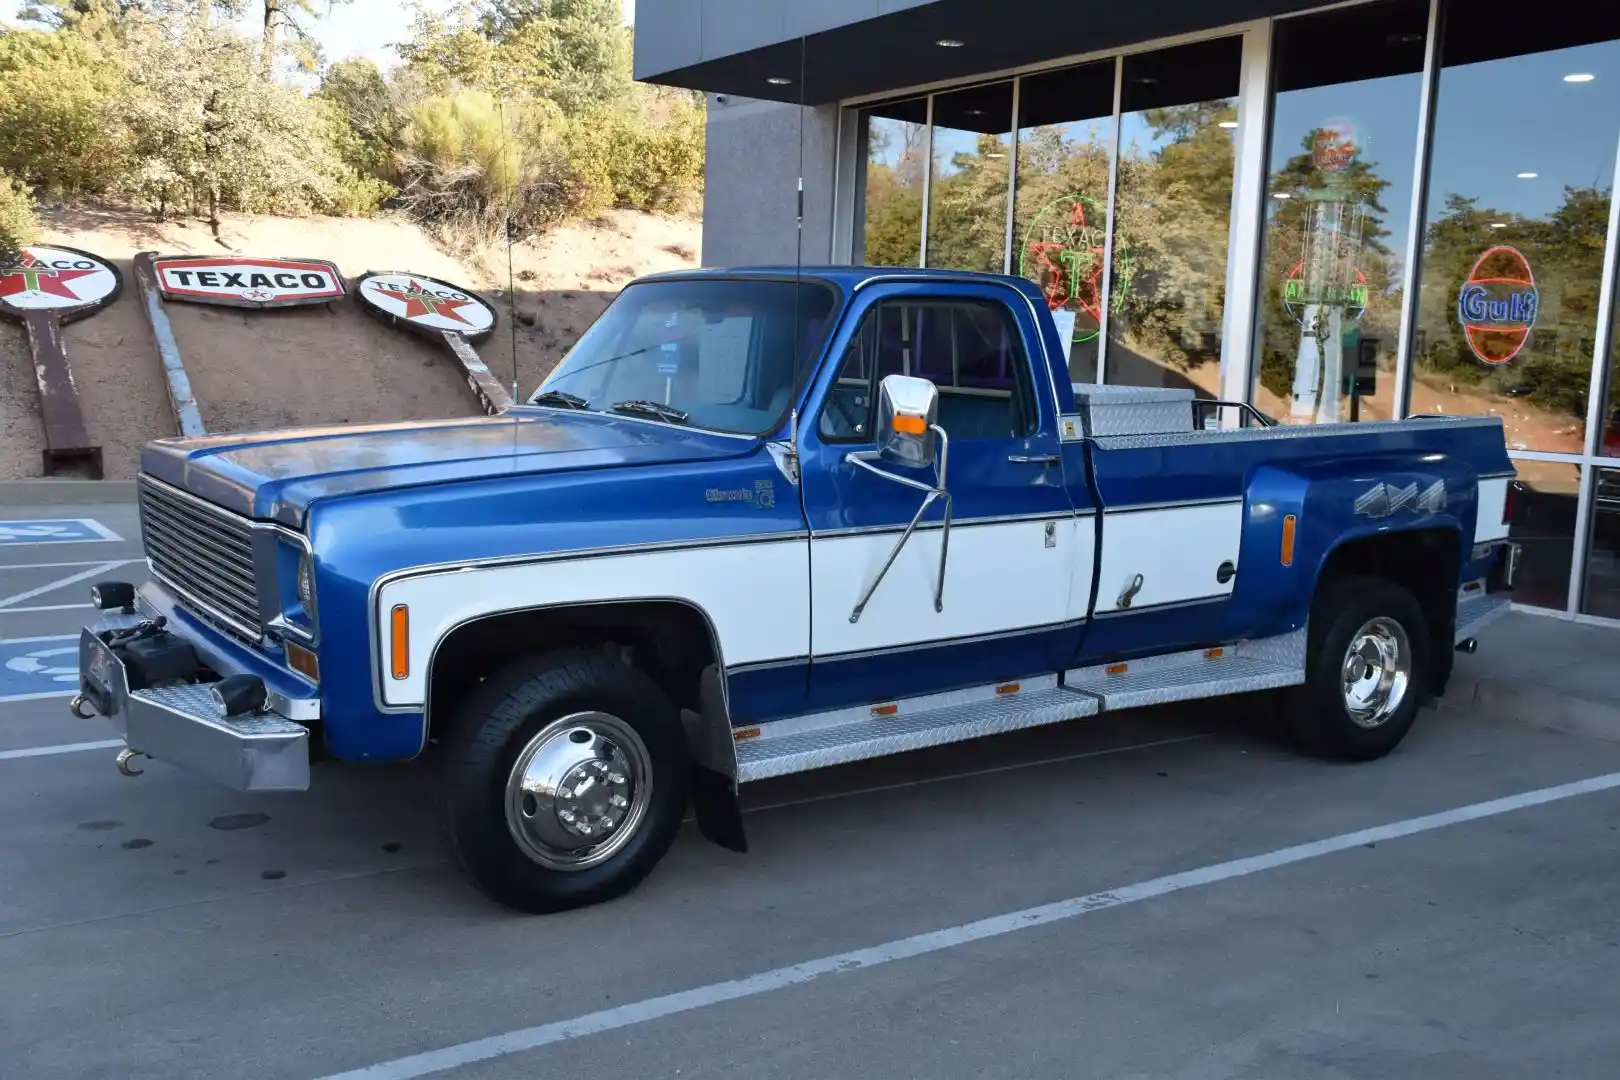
[790,34,807,442]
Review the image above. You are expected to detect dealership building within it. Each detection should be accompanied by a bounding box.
[633,0,1620,623]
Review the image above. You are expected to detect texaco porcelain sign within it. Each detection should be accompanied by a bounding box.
[355,271,498,342]
[0,245,121,316]
[152,255,345,308]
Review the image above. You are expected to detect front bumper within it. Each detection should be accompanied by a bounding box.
[76,609,312,792]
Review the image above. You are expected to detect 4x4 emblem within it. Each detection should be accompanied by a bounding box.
[1355,479,1446,518]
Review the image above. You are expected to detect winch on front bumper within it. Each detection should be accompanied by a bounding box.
[73,595,314,792]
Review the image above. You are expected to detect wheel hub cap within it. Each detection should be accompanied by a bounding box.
[505,712,652,871]
[1340,616,1411,729]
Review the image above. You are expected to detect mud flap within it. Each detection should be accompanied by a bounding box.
[690,765,747,852]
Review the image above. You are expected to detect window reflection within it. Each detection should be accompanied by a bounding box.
[1012,61,1116,383]
[1411,7,1620,452]
[1107,37,1242,396]
[926,82,1014,274]
[1509,460,1580,610]
[1584,467,1620,616]
[859,98,928,267]
[1254,0,1428,425]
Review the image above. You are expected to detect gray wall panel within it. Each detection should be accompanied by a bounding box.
[632,0,702,80]
[784,0,882,40]
[701,96,840,268]
[700,0,787,60]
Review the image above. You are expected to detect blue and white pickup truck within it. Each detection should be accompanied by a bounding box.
[75,266,1520,912]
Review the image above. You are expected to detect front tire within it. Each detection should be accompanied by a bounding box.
[442,649,690,913]
[1282,575,1431,762]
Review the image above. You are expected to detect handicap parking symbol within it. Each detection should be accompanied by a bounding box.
[0,519,122,546]
[0,637,81,701]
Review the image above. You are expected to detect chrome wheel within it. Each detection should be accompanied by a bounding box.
[504,712,653,872]
[1340,616,1411,729]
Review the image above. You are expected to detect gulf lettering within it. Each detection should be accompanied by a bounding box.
[1457,284,1538,328]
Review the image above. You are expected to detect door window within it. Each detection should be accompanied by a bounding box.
[818,298,1036,443]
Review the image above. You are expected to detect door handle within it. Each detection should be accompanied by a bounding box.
[1007,453,1060,466]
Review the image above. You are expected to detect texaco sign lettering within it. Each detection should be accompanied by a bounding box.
[355,271,497,342]
[0,246,121,315]
[152,256,345,308]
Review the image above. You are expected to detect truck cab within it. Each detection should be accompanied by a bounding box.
[76,267,1519,913]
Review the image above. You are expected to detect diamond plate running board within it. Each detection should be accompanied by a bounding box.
[735,681,1100,783]
[1064,629,1307,711]
[1455,593,1510,643]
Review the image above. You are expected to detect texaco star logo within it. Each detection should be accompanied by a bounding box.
[393,278,476,325]
[0,252,99,302]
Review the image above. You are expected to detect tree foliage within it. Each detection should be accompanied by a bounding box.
[0,171,40,266]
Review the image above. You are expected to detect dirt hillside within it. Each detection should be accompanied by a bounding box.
[0,204,700,480]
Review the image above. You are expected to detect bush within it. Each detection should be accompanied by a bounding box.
[0,172,39,265]
[567,92,705,216]
[0,28,131,197]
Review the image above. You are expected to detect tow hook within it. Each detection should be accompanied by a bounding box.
[115,748,147,778]
[68,693,96,720]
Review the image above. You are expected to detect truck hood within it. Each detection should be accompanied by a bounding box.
[140,409,759,529]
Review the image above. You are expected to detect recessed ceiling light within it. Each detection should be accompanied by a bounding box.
[1564,72,1595,83]
[1387,31,1423,43]
[1132,76,1158,84]
[1218,121,1238,129]
[1516,171,1538,179]
[766,77,792,85]
[1490,222,1508,229]
[935,38,964,48]
[1272,192,1292,200]
[965,108,986,116]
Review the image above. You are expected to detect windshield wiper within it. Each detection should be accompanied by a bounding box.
[529,388,589,410]
[611,399,690,425]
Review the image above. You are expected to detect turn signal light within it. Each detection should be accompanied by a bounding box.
[892,414,926,436]
[389,605,409,680]
[1280,514,1297,567]
[286,640,319,683]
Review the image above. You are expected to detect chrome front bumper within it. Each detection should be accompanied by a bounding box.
[76,612,311,792]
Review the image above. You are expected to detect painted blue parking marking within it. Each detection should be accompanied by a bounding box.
[0,519,122,547]
[0,635,81,703]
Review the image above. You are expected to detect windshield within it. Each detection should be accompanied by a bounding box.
[527,278,839,436]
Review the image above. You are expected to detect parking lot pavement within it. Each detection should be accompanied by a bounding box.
[2,491,1619,1080]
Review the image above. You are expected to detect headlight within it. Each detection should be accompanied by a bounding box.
[296,552,317,617]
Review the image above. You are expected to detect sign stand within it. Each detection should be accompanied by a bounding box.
[0,245,122,477]
[132,252,206,438]
[353,271,510,415]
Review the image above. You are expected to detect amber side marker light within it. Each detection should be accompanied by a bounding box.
[892,414,927,436]
[1281,514,1297,567]
[286,640,319,682]
[390,605,410,680]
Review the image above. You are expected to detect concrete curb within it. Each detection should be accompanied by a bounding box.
[0,480,137,506]
[1442,674,1620,743]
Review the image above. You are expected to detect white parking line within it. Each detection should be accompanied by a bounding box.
[0,559,141,571]
[0,561,130,610]
[316,769,1620,1080]
[0,740,122,761]
[0,690,77,704]
[0,634,77,647]
[0,603,93,613]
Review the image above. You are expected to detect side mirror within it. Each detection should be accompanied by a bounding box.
[876,374,939,469]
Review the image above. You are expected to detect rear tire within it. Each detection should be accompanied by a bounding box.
[1282,575,1431,762]
[442,649,690,913]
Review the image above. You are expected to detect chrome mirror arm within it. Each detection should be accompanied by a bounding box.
[845,424,951,623]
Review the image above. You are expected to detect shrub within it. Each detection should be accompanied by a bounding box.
[0,172,39,265]
[0,28,132,197]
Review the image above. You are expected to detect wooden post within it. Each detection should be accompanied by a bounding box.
[133,252,207,437]
[23,308,102,477]
[443,330,513,416]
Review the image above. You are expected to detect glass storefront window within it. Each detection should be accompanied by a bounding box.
[1107,36,1242,395]
[1410,8,1620,452]
[925,82,1014,274]
[1253,0,1428,425]
[1509,460,1581,610]
[859,98,928,268]
[1011,61,1117,383]
[1583,466,1620,616]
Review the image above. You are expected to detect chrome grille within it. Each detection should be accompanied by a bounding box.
[138,477,263,639]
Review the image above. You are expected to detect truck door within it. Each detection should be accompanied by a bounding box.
[796,281,1094,710]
